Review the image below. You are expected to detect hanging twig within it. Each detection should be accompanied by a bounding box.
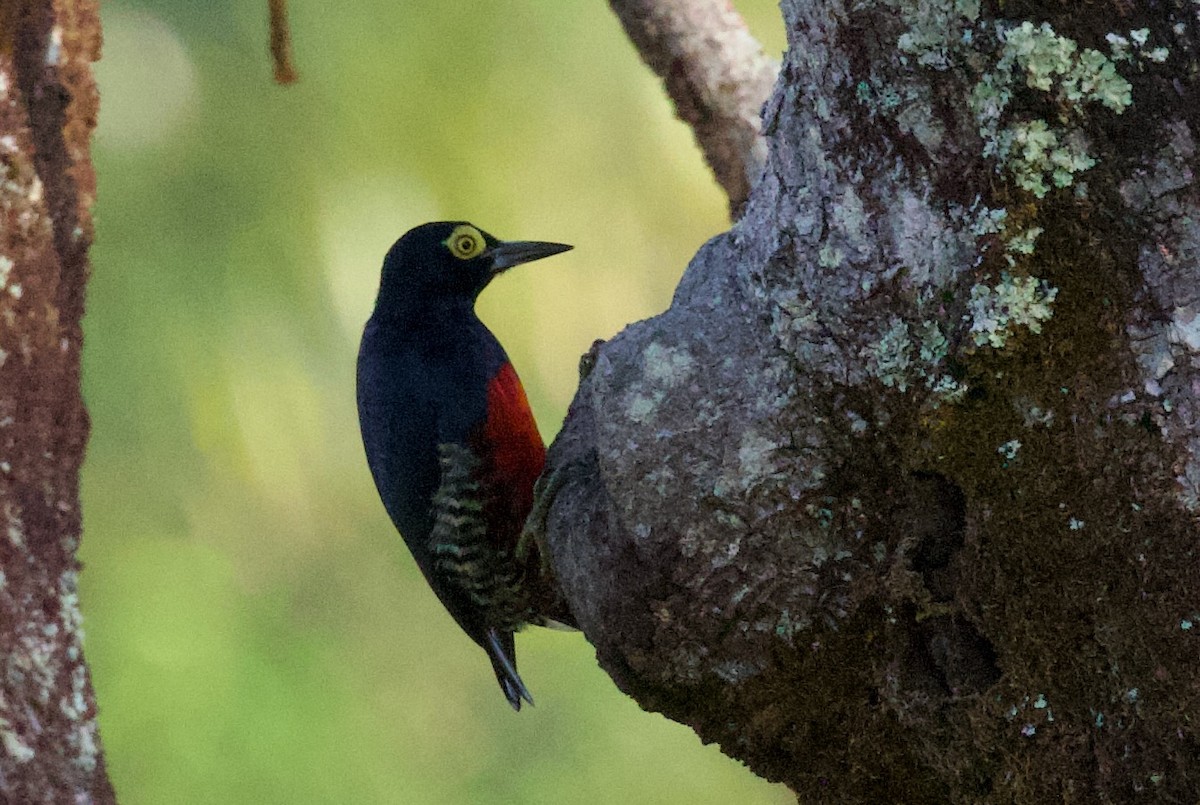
[268,0,298,84]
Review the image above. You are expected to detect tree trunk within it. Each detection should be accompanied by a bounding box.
[0,0,114,801]
[546,2,1200,800]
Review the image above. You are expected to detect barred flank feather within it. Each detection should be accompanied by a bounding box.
[430,443,532,632]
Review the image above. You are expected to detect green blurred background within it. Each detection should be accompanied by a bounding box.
[82,2,790,802]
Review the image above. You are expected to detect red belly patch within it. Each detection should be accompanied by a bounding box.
[480,362,546,535]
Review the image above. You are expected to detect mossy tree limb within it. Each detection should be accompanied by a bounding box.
[542,2,1200,800]
[0,0,114,800]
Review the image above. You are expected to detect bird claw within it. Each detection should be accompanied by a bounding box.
[518,458,590,631]
[517,469,557,572]
[517,338,606,567]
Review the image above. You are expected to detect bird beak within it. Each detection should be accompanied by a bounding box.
[487,240,573,275]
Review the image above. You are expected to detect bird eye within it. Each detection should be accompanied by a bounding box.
[444,225,486,260]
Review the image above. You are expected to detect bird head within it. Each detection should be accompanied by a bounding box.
[374,221,572,316]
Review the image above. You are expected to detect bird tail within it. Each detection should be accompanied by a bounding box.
[485,628,533,711]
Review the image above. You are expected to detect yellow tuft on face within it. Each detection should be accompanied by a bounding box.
[443,224,486,260]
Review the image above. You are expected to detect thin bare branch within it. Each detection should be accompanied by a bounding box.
[608,0,778,217]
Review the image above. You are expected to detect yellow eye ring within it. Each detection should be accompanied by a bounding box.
[444,225,486,260]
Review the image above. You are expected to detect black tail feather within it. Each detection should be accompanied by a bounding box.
[485,628,533,711]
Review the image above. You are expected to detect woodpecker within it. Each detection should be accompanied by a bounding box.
[357,221,572,710]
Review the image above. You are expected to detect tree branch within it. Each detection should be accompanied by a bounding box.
[608,0,777,217]
[0,0,114,800]
[543,1,1200,799]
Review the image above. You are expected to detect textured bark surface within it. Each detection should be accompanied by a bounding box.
[0,0,113,801]
[546,2,1200,800]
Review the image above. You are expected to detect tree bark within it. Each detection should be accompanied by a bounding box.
[0,0,113,801]
[548,2,1200,800]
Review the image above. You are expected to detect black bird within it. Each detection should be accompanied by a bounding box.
[357,221,572,710]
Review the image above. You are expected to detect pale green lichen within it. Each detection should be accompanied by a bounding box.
[965,202,1044,258]
[865,317,914,391]
[626,392,657,423]
[855,77,904,111]
[895,0,983,69]
[1107,29,1171,63]
[998,439,1022,461]
[929,375,967,401]
[775,290,819,335]
[625,343,698,427]
[855,71,951,153]
[970,204,1008,237]
[0,717,34,763]
[775,608,812,640]
[999,22,1132,112]
[70,719,99,772]
[859,314,964,400]
[5,501,24,548]
[62,663,98,772]
[0,565,93,775]
[11,628,59,706]
[642,343,695,387]
[968,21,1134,198]
[624,340,700,431]
[59,569,85,639]
[886,6,1147,286]
[818,242,844,269]
[61,664,87,721]
[1018,399,1055,428]
[914,320,946,363]
[1002,121,1097,198]
[968,272,1058,347]
[1006,225,1043,256]
[714,510,747,530]
[736,430,781,489]
[5,567,94,771]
